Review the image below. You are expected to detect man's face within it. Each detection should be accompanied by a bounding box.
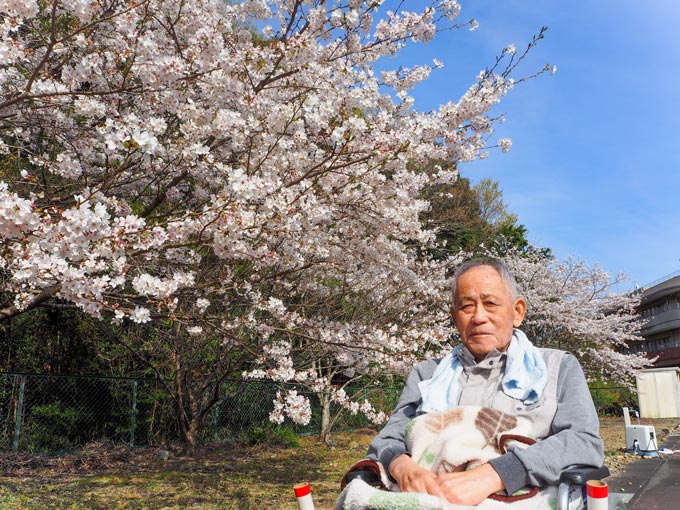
[451,265,526,361]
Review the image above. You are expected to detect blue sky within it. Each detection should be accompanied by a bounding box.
[399,0,680,289]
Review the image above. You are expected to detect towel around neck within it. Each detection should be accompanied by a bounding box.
[417,329,547,414]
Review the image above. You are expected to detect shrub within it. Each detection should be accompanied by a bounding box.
[247,422,300,447]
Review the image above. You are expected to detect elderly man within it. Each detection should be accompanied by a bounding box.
[366,258,604,506]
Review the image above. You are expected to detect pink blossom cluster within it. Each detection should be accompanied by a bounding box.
[270,390,312,426]
[331,387,388,425]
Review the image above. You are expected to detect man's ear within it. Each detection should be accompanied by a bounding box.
[513,298,527,327]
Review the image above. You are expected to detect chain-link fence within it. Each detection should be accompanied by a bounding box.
[0,373,177,453]
[206,381,402,442]
[0,372,636,453]
[0,373,402,453]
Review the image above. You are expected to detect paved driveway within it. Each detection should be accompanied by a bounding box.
[607,434,680,510]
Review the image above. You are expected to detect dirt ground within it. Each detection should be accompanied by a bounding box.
[0,417,678,509]
[598,415,680,475]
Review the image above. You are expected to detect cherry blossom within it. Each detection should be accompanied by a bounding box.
[0,0,554,432]
[505,250,649,384]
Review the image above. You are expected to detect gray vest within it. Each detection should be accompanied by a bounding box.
[456,348,566,440]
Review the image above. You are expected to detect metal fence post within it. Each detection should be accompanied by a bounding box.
[213,401,220,440]
[130,380,138,448]
[13,375,26,452]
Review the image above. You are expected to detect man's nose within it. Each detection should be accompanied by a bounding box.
[471,306,488,323]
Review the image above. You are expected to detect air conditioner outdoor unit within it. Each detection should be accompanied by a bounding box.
[622,407,658,457]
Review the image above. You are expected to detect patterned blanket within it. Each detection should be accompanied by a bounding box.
[336,406,577,510]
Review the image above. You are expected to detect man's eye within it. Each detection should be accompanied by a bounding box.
[461,304,474,311]
[485,302,499,307]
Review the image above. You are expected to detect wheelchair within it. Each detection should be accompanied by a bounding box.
[341,460,610,510]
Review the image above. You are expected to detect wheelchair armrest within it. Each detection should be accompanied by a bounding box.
[340,459,387,490]
[345,467,382,486]
[558,465,610,486]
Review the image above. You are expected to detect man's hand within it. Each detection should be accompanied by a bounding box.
[388,455,446,499]
[434,463,505,506]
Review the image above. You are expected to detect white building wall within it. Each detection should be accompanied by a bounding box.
[635,368,680,418]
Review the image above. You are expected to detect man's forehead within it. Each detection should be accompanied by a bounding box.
[454,266,514,300]
[456,290,507,301]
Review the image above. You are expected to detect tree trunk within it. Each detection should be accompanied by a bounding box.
[173,352,196,456]
[176,380,203,455]
[182,420,199,456]
[318,389,333,444]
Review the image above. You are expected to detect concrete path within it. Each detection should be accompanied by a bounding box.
[606,434,680,510]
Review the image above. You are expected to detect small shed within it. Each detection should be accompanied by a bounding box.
[635,367,680,418]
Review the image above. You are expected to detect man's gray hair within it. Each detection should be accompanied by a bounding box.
[450,257,520,308]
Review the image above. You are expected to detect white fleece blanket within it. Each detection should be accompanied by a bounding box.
[336,406,581,510]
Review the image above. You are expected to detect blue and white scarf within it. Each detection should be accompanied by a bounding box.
[417,329,547,414]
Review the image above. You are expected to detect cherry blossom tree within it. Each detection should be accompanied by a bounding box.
[505,251,650,384]
[0,0,555,445]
